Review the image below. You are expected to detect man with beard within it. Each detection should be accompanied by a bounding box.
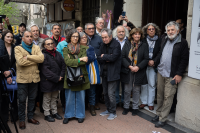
[29,24,44,49]
[113,25,128,107]
[95,18,104,36]
[50,23,65,47]
[152,21,189,128]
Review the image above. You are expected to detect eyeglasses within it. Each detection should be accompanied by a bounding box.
[81,37,87,39]
[148,28,155,31]
[46,43,54,46]
[71,36,79,38]
[87,28,95,30]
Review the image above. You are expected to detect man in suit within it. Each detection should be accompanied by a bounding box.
[29,24,44,49]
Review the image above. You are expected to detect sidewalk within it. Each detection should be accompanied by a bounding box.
[8,103,170,133]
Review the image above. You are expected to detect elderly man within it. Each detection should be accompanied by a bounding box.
[97,28,121,120]
[85,23,103,115]
[76,26,83,32]
[152,21,189,127]
[15,30,44,129]
[95,18,104,36]
[113,25,128,107]
[15,23,26,46]
[29,24,44,49]
[50,23,65,47]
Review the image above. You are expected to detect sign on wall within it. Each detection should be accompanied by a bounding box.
[188,0,200,79]
[61,0,75,12]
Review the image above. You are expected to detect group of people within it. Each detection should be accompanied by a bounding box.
[0,15,189,130]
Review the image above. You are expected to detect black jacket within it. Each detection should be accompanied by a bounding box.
[0,39,5,56]
[39,50,66,93]
[142,37,162,67]
[121,40,149,85]
[97,39,121,82]
[14,33,22,46]
[155,34,189,77]
[1,44,16,76]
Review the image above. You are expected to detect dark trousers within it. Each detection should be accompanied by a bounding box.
[60,90,65,108]
[1,90,18,122]
[96,84,103,104]
[18,83,38,122]
[102,77,117,114]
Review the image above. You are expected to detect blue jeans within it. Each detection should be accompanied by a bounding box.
[140,66,156,106]
[64,89,85,119]
[115,81,124,104]
[86,84,96,106]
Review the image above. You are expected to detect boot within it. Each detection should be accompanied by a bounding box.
[90,105,96,116]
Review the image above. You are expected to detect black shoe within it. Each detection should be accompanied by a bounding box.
[90,105,96,116]
[63,118,69,124]
[152,115,159,122]
[45,115,55,122]
[155,121,166,128]
[78,118,84,123]
[122,108,129,115]
[52,113,63,120]
[132,109,138,116]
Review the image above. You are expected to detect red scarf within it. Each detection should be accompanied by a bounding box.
[45,49,56,57]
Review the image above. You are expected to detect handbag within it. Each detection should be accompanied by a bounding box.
[86,59,102,84]
[66,56,85,87]
[2,68,18,103]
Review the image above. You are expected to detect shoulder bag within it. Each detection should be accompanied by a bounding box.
[66,55,85,86]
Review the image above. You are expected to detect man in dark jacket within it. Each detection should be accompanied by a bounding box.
[14,23,26,46]
[97,28,121,120]
[85,23,103,110]
[152,21,189,128]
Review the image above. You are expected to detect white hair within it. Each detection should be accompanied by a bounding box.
[95,17,104,25]
[28,24,40,31]
[112,25,129,38]
[165,21,179,32]
[85,23,94,29]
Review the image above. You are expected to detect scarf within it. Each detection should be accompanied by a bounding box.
[22,41,33,54]
[146,35,158,59]
[128,40,139,66]
[68,43,81,58]
[45,49,56,57]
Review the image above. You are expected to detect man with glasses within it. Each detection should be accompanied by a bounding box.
[85,23,103,111]
[95,18,104,36]
[29,24,44,49]
[50,23,65,47]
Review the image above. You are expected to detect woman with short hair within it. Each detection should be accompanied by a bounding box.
[39,38,66,122]
[121,28,149,116]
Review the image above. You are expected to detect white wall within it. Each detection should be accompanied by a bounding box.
[123,0,142,28]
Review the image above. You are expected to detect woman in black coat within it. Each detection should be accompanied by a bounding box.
[39,38,66,122]
[121,28,149,116]
[139,23,162,111]
[0,30,18,123]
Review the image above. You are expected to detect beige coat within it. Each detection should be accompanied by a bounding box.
[15,44,44,83]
